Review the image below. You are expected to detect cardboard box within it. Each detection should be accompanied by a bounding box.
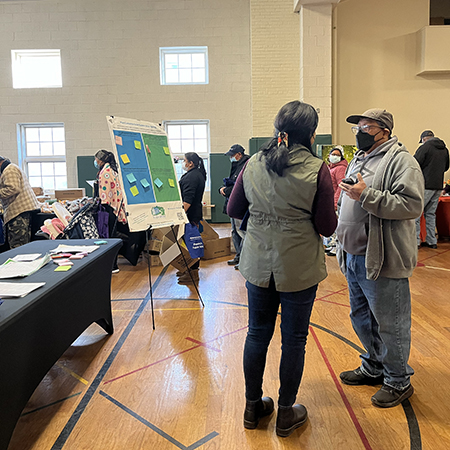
[55,188,86,201]
[149,255,162,266]
[32,186,44,196]
[146,239,163,254]
[158,224,199,271]
[202,236,231,260]
[199,220,232,260]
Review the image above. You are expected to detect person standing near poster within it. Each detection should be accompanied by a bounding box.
[94,149,127,273]
[220,144,250,269]
[178,152,206,284]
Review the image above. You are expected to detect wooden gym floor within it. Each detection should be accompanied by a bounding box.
[8,224,450,450]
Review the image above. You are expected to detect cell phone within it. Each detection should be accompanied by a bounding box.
[342,177,357,185]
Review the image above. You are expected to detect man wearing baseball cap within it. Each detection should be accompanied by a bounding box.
[414,130,449,249]
[335,109,424,408]
[220,144,250,267]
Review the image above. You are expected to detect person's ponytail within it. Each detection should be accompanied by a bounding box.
[185,152,206,180]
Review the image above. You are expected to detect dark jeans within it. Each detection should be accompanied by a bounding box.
[244,277,317,407]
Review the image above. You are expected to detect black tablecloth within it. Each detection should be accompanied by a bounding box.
[0,239,121,450]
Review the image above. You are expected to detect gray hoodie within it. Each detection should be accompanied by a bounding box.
[337,137,424,280]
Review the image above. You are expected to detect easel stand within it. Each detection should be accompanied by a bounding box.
[170,224,204,307]
[145,226,156,330]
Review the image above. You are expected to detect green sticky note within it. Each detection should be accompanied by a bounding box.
[135,140,142,150]
[55,265,71,272]
[154,178,163,188]
[130,185,139,196]
[140,178,150,188]
[163,146,170,155]
[126,173,137,183]
[168,178,175,188]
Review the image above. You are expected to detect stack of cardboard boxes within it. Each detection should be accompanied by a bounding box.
[146,222,231,270]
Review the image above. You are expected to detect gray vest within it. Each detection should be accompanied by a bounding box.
[240,146,327,292]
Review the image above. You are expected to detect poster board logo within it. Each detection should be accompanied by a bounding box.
[151,206,166,217]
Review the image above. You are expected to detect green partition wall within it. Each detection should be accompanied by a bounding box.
[77,156,98,197]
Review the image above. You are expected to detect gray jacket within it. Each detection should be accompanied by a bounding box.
[240,146,327,292]
[337,138,424,280]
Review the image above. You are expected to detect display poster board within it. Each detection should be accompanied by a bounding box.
[106,116,188,232]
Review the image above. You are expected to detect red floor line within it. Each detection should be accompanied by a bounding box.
[418,248,450,263]
[103,326,249,385]
[103,344,202,384]
[185,337,221,352]
[315,298,350,308]
[316,287,348,301]
[309,326,373,450]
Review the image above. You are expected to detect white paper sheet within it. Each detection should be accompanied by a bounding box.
[49,244,99,254]
[0,255,51,279]
[11,254,41,262]
[0,282,45,298]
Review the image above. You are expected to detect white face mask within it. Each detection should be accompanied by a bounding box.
[230,156,237,163]
[329,155,341,164]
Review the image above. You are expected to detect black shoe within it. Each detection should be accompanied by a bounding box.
[276,404,308,437]
[243,397,274,429]
[422,242,437,249]
[340,368,384,386]
[371,384,414,408]
[227,256,240,266]
[234,264,239,270]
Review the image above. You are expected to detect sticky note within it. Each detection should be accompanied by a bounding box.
[146,144,151,154]
[55,265,71,272]
[135,140,142,150]
[121,154,130,164]
[163,146,170,155]
[94,240,108,245]
[140,178,150,188]
[168,178,175,188]
[154,178,163,188]
[126,173,137,183]
[115,135,123,146]
[130,186,139,196]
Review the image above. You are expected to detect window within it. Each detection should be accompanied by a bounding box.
[164,120,210,183]
[160,47,208,85]
[430,0,450,25]
[17,123,67,192]
[11,49,62,89]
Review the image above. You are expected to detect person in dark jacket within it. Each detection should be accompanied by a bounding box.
[219,144,250,267]
[178,152,206,283]
[414,130,450,249]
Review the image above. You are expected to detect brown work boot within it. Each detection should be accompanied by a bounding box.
[243,397,274,429]
[371,384,414,408]
[177,269,199,284]
[276,404,308,437]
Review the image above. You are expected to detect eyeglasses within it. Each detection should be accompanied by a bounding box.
[351,125,384,135]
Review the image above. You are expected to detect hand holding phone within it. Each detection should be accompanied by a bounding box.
[342,177,357,185]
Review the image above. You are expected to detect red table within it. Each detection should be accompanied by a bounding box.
[436,196,450,238]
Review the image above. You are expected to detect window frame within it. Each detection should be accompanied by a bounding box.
[17,122,67,192]
[163,119,210,189]
[159,46,209,85]
[11,49,62,89]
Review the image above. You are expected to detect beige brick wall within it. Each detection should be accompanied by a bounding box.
[250,0,300,137]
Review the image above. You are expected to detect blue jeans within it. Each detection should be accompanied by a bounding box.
[346,254,414,390]
[243,277,317,407]
[415,189,441,245]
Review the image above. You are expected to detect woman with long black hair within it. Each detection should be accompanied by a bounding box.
[178,152,206,284]
[94,149,127,273]
[228,101,337,437]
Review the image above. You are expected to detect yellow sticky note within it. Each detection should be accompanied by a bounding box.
[115,135,123,146]
[163,146,170,155]
[130,185,139,196]
[55,265,71,272]
[135,140,141,150]
[168,178,175,187]
[121,154,130,164]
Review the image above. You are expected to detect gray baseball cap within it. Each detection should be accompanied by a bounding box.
[346,108,394,132]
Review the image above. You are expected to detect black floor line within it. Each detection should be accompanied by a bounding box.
[21,393,82,417]
[99,391,218,450]
[50,266,168,450]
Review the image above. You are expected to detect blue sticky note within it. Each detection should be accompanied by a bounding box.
[126,173,137,183]
[154,178,163,188]
[140,178,150,188]
[95,240,108,245]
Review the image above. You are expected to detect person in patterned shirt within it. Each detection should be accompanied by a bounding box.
[94,149,127,272]
[0,157,40,248]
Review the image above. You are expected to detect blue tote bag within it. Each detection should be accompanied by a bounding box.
[184,223,204,258]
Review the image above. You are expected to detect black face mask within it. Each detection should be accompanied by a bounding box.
[355,131,378,151]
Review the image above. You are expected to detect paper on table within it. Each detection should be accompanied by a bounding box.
[50,244,99,254]
[0,282,45,298]
[12,254,41,262]
[0,255,51,279]
[55,266,71,272]
[86,180,96,188]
